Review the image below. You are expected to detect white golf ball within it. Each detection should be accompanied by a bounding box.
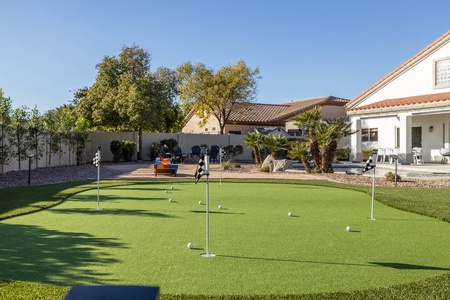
[218,205,222,209]
[187,242,193,249]
[199,200,202,205]
[288,212,293,217]
[171,186,174,190]
[169,198,172,202]
[346,226,352,231]
[164,190,168,193]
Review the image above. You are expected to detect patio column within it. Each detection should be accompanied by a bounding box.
[399,113,413,163]
[350,117,362,162]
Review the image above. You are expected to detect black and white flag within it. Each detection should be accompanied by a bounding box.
[93,152,100,167]
[194,155,205,184]
[362,150,378,173]
[220,147,226,159]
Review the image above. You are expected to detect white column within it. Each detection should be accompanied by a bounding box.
[399,113,412,163]
[350,117,362,162]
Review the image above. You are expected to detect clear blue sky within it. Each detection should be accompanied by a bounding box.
[1,0,450,112]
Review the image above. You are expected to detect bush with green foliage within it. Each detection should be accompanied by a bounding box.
[221,159,241,170]
[224,145,243,159]
[110,140,123,162]
[335,148,351,161]
[385,171,402,182]
[121,141,136,162]
[362,148,374,160]
[260,165,270,172]
[160,138,177,151]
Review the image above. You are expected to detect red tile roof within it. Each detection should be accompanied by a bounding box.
[347,91,450,112]
[183,96,349,126]
[226,96,349,124]
[346,30,450,109]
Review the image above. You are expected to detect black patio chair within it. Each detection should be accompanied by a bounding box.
[171,146,184,164]
[191,145,201,157]
[210,145,220,163]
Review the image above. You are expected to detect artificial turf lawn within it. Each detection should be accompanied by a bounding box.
[0,182,449,296]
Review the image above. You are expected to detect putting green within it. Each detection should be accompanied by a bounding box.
[0,182,449,296]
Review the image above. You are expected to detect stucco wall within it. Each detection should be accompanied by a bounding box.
[358,42,450,107]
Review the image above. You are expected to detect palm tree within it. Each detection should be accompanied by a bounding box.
[263,133,290,159]
[243,129,265,165]
[316,118,354,173]
[292,106,322,172]
[288,140,312,173]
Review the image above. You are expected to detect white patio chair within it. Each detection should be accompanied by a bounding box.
[412,147,423,164]
[377,148,385,163]
[384,148,393,164]
[439,148,450,164]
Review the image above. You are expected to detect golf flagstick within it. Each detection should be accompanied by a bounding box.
[362,149,378,220]
[201,149,215,257]
[370,167,376,220]
[219,146,223,187]
[93,147,102,210]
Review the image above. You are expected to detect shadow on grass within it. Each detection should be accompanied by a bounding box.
[190,210,245,215]
[369,262,450,270]
[0,223,127,285]
[216,254,375,267]
[49,208,176,218]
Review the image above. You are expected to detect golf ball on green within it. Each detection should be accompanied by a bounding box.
[346,226,352,231]
[187,242,193,249]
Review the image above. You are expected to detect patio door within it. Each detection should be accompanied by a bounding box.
[412,126,422,148]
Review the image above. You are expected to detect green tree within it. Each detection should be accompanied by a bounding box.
[177,60,260,134]
[0,89,13,175]
[243,129,265,166]
[263,134,290,159]
[73,116,90,165]
[317,118,353,173]
[10,106,30,171]
[43,109,62,168]
[27,106,45,170]
[288,140,312,173]
[292,106,322,172]
[75,45,179,160]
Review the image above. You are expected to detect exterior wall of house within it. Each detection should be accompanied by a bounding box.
[321,105,347,120]
[182,114,221,134]
[356,42,450,107]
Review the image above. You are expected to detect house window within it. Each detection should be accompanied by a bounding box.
[411,126,422,148]
[361,128,378,142]
[287,129,303,136]
[229,131,241,135]
[434,57,450,88]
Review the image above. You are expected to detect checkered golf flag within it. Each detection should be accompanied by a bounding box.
[220,147,226,159]
[194,155,205,184]
[93,151,100,167]
[362,149,378,173]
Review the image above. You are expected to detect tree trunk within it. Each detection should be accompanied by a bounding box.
[300,155,312,173]
[310,140,321,172]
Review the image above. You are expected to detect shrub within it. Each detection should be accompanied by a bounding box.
[110,140,123,162]
[385,171,401,182]
[335,148,351,161]
[260,165,270,172]
[224,145,243,159]
[221,159,241,170]
[121,141,136,162]
[362,148,374,161]
[148,142,161,161]
[159,139,177,151]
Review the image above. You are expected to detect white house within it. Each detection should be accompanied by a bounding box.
[346,30,450,164]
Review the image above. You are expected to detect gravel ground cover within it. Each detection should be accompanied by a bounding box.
[1,163,450,189]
